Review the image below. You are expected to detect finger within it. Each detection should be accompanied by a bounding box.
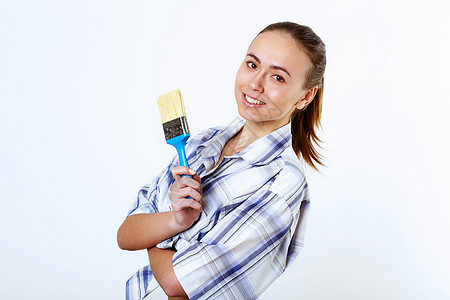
[172,197,202,211]
[181,187,202,202]
[178,176,202,192]
[172,187,202,203]
[191,172,202,185]
[171,166,197,181]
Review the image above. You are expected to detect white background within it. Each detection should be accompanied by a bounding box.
[1,0,449,299]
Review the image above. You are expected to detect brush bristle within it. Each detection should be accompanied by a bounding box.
[157,89,186,123]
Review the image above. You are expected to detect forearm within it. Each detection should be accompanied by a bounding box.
[117,212,186,251]
[148,247,187,298]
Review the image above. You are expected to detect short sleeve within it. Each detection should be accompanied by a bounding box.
[269,161,310,265]
[286,198,310,266]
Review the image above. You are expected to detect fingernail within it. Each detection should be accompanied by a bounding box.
[189,169,196,175]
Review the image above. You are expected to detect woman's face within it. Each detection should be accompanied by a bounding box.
[234,31,314,132]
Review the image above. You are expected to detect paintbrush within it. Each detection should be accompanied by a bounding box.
[157,89,191,172]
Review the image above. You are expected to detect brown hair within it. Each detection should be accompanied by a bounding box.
[260,22,326,171]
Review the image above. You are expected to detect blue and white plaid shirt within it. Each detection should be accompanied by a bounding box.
[125,118,310,300]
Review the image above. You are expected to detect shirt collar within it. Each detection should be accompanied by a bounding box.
[238,122,291,166]
[198,118,292,166]
[198,118,246,160]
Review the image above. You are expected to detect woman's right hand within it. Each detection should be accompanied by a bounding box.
[170,166,203,231]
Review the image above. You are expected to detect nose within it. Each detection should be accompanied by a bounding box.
[249,73,264,92]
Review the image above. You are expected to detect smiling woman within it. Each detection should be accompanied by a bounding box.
[235,31,315,136]
[117,21,326,300]
[235,24,325,170]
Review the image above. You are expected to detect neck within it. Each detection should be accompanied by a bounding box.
[242,119,288,140]
[220,119,288,159]
[233,120,288,150]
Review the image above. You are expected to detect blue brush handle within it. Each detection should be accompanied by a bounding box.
[166,133,192,178]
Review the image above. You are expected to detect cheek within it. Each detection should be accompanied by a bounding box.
[268,90,300,113]
[234,67,246,99]
[235,65,247,87]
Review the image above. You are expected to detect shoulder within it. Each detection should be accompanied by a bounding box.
[279,145,307,178]
[268,145,310,212]
[273,147,308,191]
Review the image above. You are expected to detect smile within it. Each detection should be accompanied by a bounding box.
[243,93,266,106]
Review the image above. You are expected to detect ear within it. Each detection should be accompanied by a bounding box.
[295,86,318,110]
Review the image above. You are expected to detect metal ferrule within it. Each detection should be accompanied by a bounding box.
[162,116,190,140]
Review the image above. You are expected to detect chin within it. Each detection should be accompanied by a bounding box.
[237,109,265,124]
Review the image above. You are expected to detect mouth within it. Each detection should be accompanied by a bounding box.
[242,93,266,107]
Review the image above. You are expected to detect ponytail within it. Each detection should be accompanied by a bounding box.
[291,78,324,171]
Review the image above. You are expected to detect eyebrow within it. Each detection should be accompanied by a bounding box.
[246,53,292,78]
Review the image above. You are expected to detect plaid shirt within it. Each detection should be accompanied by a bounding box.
[125,118,310,300]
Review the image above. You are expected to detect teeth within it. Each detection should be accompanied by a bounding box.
[245,94,265,105]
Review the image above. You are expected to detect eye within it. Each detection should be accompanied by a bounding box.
[272,75,285,83]
[246,61,257,70]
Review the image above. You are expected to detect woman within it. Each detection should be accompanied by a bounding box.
[118,21,326,300]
